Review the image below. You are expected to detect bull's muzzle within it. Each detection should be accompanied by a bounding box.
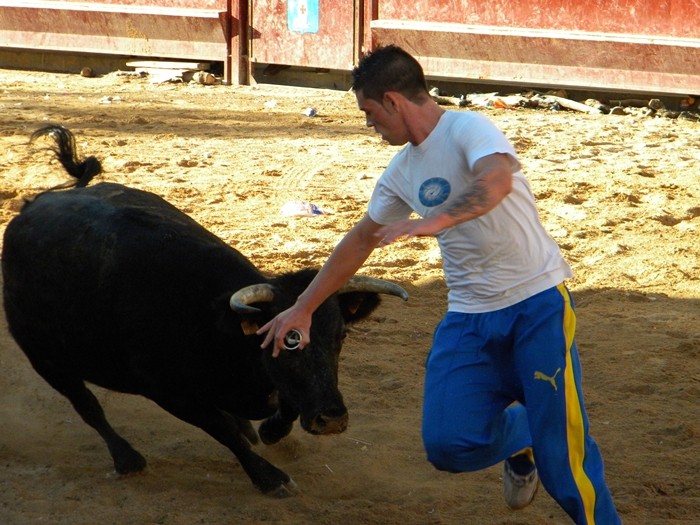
[306,412,349,435]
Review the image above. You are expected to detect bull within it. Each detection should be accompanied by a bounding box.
[1,125,408,496]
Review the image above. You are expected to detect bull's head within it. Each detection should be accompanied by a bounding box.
[228,273,408,442]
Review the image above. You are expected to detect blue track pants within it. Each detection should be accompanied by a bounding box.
[422,284,621,524]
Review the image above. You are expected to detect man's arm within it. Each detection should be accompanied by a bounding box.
[375,152,514,246]
[257,214,384,356]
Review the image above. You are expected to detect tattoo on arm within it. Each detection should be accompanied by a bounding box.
[444,178,490,220]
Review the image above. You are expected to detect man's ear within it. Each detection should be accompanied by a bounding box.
[382,91,402,113]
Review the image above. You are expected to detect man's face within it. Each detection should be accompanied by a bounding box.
[355,90,408,146]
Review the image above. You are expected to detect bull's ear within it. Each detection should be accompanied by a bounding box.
[240,319,259,335]
[337,292,381,323]
[212,294,261,335]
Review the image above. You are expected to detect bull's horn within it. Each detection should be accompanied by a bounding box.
[229,283,275,314]
[339,276,409,301]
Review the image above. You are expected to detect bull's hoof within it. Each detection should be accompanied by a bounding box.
[109,440,146,474]
[266,478,298,498]
[112,446,147,474]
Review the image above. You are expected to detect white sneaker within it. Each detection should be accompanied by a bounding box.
[503,453,539,510]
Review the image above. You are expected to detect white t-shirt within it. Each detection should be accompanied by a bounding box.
[368,110,573,313]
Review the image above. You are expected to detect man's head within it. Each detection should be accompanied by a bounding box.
[351,45,429,103]
[352,46,442,146]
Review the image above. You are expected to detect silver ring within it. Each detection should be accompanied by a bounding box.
[283,329,303,351]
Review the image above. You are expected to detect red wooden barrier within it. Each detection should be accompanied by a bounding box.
[370,0,700,95]
[1,0,698,94]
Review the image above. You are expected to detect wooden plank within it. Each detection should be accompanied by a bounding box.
[375,0,699,40]
[126,61,211,70]
[0,1,223,18]
[0,5,229,61]
[370,19,700,46]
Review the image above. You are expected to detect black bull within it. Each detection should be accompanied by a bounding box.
[1,126,408,496]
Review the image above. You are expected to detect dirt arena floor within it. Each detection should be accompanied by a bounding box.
[1,68,699,525]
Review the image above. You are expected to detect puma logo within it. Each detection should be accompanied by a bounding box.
[534,368,561,391]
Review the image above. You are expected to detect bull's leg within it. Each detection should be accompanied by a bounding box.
[29,362,147,474]
[152,397,297,497]
[258,397,299,445]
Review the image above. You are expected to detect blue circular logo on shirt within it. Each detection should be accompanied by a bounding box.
[419,177,451,207]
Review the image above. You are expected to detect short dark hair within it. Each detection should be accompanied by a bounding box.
[351,45,429,103]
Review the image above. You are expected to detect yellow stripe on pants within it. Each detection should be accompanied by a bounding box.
[558,283,597,524]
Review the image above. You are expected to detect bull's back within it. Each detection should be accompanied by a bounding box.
[2,183,263,390]
[3,182,242,301]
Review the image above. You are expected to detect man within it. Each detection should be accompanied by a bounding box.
[258,45,621,524]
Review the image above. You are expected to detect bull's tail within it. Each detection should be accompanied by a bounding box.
[31,125,102,189]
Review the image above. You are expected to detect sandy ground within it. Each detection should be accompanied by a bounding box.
[1,68,699,525]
